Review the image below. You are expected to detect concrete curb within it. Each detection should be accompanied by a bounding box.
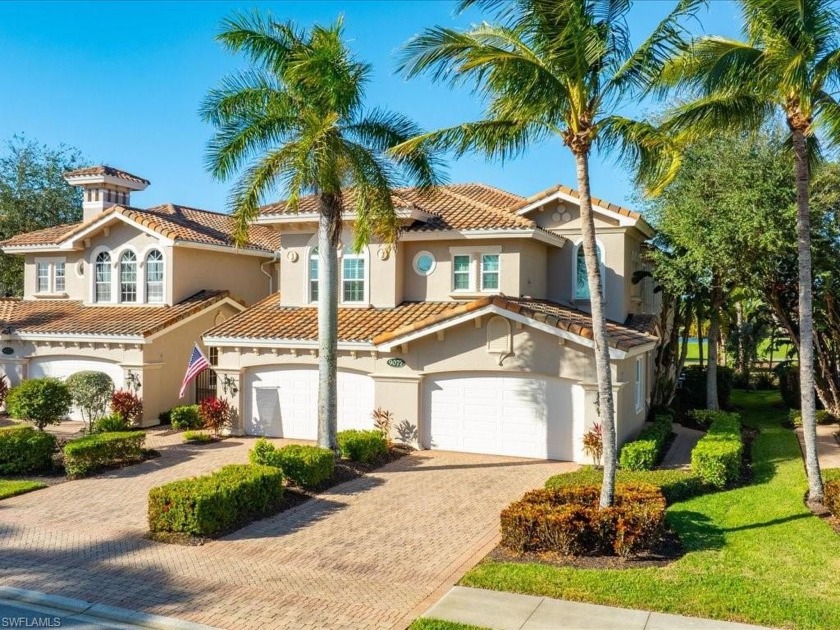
[0,586,217,630]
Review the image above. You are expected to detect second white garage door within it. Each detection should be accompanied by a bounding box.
[424,373,574,460]
[245,367,375,439]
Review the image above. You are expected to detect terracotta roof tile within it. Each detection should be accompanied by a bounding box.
[0,290,237,338]
[64,166,150,185]
[0,224,79,247]
[513,183,642,220]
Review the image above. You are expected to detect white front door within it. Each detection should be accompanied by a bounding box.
[245,367,375,438]
[28,357,125,421]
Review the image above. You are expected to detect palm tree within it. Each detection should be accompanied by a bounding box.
[203,13,441,451]
[658,0,840,502]
[397,0,697,507]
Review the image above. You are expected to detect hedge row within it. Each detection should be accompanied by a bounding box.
[148,464,284,537]
[690,411,742,489]
[337,429,388,464]
[545,465,705,505]
[0,425,56,475]
[789,409,837,427]
[619,412,673,471]
[500,483,666,557]
[63,431,146,478]
[677,365,735,410]
[249,439,335,488]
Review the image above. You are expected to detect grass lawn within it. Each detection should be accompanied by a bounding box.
[461,390,840,630]
[410,620,487,630]
[0,479,45,500]
[683,339,792,363]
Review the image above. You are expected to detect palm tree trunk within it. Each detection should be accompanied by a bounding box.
[707,283,720,411]
[792,127,824,502]
[317,194,340,452]
[573,150,617,509]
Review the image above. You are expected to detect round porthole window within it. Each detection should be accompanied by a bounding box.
[413,251,436,276]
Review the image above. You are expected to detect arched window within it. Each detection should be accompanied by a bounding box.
[95,251,111,302]
[119,251,137,303]
[145,249,164,303]
[309,247,319,302]
[574,242,604,300]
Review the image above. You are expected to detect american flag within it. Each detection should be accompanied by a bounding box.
[178,344,211,399]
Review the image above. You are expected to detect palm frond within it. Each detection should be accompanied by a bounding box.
[216,11,301,74]
[664,92,775,138]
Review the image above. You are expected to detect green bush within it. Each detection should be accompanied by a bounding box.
[789,409,836,427]
[250,440,335,488]
[65,371,114,431]
[170,405,202,430]
[691,411,743,489]
[337,429,388,464]
[775,362,800,409]
[63,431,146,478]
[93,413,130,433]
[158,409,172,425]
[148,464,284,537]
[500,483,666,557]
[183,430,215,443]
[7,378,72,430]
[619,413,673,471]
[0,425,56,474]
[545,465,705,505]
[678,365,735,409]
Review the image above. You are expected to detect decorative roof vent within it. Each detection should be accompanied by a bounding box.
[64,166,150,223]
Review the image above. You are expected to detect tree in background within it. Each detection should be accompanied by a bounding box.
[0,136,83,296]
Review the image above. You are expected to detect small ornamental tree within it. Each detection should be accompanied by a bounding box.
[582,422,604,468]
[199,397,231,438]
[111,390,143,426]
[0,375,10,411]
[6,377,72,430]
[65,371,114,434]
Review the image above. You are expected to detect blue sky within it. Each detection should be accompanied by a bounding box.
[0,1,740,212]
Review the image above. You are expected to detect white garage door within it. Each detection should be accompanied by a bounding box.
[424,373,574,460]
[28,357,125,421]
[245,367,375,438]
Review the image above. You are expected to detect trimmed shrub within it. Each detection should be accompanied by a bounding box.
[776,362,800,409]
[158,409,172,425]
[170,405,202,430]
[678,365,735,409]
[7,378,73,430]
[111,390,143,426]
[249,439,335,488]
[148,464,284,537]
[789,409,836,427]
[500,483,666,557]
[183,430,215,443]
[691,411,743,489]
[198,397,231,437]
[619,413,673,471]
[0,425,56,474]
[337,429,388,464]
[546,466,705,505]
[66,371,114,431]
[92,413,130,433]
[63,431,146,478]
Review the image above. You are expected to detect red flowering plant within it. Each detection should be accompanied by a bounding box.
[582,422,604,467]
[199,397,232,438]
[111,390,143,426]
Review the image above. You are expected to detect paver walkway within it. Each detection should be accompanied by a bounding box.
[660,423,704,469]
[795,423,840,468]
[0,431,573,630]
[423,586,774,630]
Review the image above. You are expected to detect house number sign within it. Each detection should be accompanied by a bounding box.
[387,358,406,368]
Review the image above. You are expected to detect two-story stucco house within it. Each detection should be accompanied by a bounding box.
[202,183,660,463]
[0,166,281,423]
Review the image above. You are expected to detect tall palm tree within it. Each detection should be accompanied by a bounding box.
[203,13,441,451]
[658,0,840,502]
[397,0,697,507]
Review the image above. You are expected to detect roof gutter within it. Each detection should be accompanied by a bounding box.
[260,250,282,293]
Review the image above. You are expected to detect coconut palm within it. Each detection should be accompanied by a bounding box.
[203,14,441,450]
[398,0,697,507]
[657,0,840,502]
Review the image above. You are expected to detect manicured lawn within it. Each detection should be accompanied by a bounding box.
[0,479,45,500]
[462,390,840,629]
[410,620,487,630]
[683,339,792,363]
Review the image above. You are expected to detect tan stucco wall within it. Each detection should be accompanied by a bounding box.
[171,247,273,306]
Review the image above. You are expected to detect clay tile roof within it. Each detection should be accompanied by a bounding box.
[512,183,642,220]
[0,290,238,338]
[1,205,281,253]
[64,166,150,185]
[205,294,658,352]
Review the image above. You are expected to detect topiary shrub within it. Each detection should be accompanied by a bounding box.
[337,429,388,464]
[66,371,114,433]
[678,365,735,409]
[0,425,56,474]
[170,405,202,430]
[92,413,130,433]
[7,378,72,430]
[198,397,231,437]
[691,411,743,489]
[111,390,143,426]
[63,431,146,478]
[619,413,673,471]
[148,464,284,537]
[500,483,666,557]
[249,440,334,488]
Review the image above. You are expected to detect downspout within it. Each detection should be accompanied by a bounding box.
[260,250,281,294]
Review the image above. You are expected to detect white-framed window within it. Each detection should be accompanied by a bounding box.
[480,254,500,291]
[145,249,164,303]
[309,247,319,302]
[342,254,365,302]
[413,251,436,276]
[119,250,137,303]
[95,252,112,302]
[635,356,644,413]
[574,241,605,300]
[36,263,50,293]
[54,262,65,292]
[452,255,471,291]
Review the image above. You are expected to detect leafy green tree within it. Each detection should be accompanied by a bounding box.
[398,0,698,507]
[202,14,440,450]
[7,378,73,431]
[0,136,83,295]
[659,0,840,502]
[66,371,115,435]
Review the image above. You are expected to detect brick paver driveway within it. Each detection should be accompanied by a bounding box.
[0,429,575,629]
